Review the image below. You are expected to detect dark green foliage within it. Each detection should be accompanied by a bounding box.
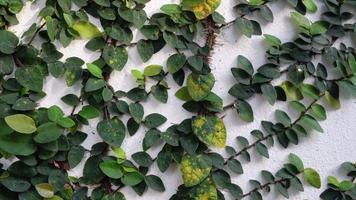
[0,0,354,199]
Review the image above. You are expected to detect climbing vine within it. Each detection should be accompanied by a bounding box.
[0,0,355,200]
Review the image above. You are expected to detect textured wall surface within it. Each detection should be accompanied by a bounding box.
[8,0,356,199]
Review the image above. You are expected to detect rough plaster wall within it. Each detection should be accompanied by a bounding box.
[7,0,356,199]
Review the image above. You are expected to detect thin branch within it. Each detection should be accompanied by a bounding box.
[224,93,325,165]
[241,178,289,198]
[147,72,169,96]
[28,22,46,45]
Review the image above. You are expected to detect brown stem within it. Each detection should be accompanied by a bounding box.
[291,93,324,126]
[28,22,46,45]
[147,72,169,96]
[13,56,24,68]
[241,178,289,198]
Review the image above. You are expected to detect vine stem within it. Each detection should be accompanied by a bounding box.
[218,1,270,29]
[224,93,325,165]
[28,22,46,45]
[147,72,169,96]
[241,178,289,198]
[222,69,290,112]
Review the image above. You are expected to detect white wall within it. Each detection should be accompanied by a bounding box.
[9,0,356,199]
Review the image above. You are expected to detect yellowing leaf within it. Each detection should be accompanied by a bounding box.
[189,178,217,200]
[35,183,54,198]
[72,21,102,39]
[187,73,215,101]
[182,0,221,20]
[4,114,37,134]
[325,92,341,109]
[280,81,303,100]
[192,115,226,148]
[180,154,212,187]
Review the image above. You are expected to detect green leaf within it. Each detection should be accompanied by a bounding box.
[192,115,227,148]
[35,183,54,198]
[275,110,291,126]
[97,118,126,147]
[15,67,43,92]
[310,21,328,35]
[8,0,23,14]
[161,4,181,15]
[235,17,254,38]
[188,178,217,199]
[303,168,321,188]
[99,160,123,179]
[167,54,186,74]
[45,16,58,41]
[102,192,126,200]
[140,25,160,40]
[311,104,326,120]
[12,98,36,111]
[255,143,269,158]
[61,94,80,106]
[0,30,19,54]
[129,103,144,123]
[187,73,215,101]
[103,46,128,71]
[237,55,254,75]
[151,85,168,103]
[48,105,65,122]
[227,159,243,174]
[57,0,71,12]
[102,88,113,102]
[132,151,153,167]
[299,114,323,133]
[302,0,317,13]
[291,12,310,30]
[263,34,281,47]
[85,78,106,92]
[0,54,15,75]
[57,117,75,128]
[87,63,103,78]
[327,176,339,187]
[248,0,264,5]
[288,153,304,172]
[144,113,167,128]
[175,87,192,101]
[5,114,37,134]
[338,180,355,191]
[289,101,306,112]
[238,99,254,122]
[145,175,165,192]
[0,176,30,192]
[137,40,154,62]
[72,21,102,39]
[78,105,100,119]
[188,56,203,71]
[118,8,147,28]
[68,145,85,168]
[348,53,356,73]
[300,84,320,99]
[121,171,144,186]
[0,133,36,156]
[179,154,212,187]
[34,122,63,144]
[143,65,163,76]
[261,84,277,105]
